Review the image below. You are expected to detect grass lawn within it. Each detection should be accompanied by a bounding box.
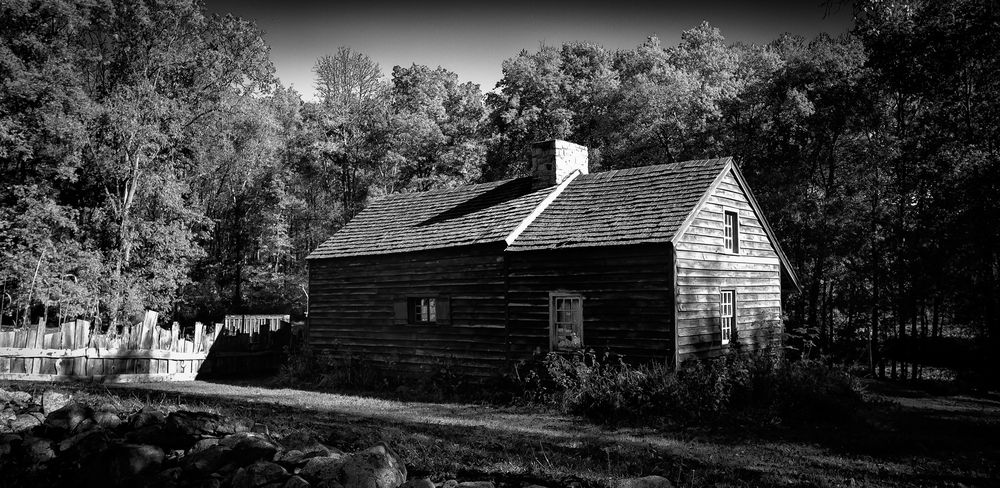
[5,378,998,487]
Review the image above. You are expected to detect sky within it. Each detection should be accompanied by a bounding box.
[204,0,854,101]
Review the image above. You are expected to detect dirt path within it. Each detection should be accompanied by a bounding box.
[84,379,999,487]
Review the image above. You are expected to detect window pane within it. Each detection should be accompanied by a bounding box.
[724,212,736,252]
[720,290,735,344]
[552,294,583,350]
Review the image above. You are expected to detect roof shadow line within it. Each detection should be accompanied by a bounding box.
[415,178,534,227]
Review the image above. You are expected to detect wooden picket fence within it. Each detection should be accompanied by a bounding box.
[0,311,221,382]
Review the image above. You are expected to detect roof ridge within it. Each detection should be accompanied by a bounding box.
[577,156,733,180]
[503,170,582,246]
[379,176,528,201]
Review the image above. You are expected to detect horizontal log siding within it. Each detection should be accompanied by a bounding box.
[675,170,782,362]
[308,245,508,378]
[506,244,673,363]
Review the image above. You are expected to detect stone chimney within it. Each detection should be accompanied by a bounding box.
[530,139,589,190]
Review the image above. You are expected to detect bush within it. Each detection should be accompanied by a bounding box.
[275,344,320,385]
[774,359,864,422]
[275,346,390,390]
[524,348,863,425]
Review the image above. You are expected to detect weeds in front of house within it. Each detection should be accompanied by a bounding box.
[275,345,391,390]
[275,345,493,402]
[276,343,864,425]
[514,348,864,425]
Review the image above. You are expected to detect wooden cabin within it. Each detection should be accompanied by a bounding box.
[307,140,800,378]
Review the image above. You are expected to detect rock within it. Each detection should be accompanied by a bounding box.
[0,388,32,405]
[96,402,121,413]
[441,480,458,488]
[456,483,494,488]
[276,449,306,467]
[215,418,253,435]
[1,407,16,423]
[167,410,227,437]
[44,402,93,432]
[199,479,222,488]
[616,476,674,488]
[231,467,250,488]
[126,423,171,446]
[300,455,347,483]
[0,434,21,461]
[183,445,231,475]
[1,433,23,443]
[220,431,263,449]
[22,435,55,463]
[401,479,435,488]
[338,443,407,488]
[223,432,281,466]
[232,461,289,488]
[285,475,312,488]
[316,482,346,488]
[129,407,167,429]
[217,462,241,477]
[10,412,44,432]
[105,443,165,478]
[41,390,72,414]
[190,436,221,453]
[94,410,122,429]
[57,429,109,453]
[154,466,185,485]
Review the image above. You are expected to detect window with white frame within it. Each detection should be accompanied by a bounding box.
[720,290,735,345]
[550,293,583,351]
[723,210,740,253]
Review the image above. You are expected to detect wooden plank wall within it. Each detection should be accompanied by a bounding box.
[308,245,509,378]
[674,170,783,362]
[506,244,674,363]
[0,311,223,382]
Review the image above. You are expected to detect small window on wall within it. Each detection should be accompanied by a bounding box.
[393,296,451,326]
[409,297,436,324]
[720,289,736,345]
[550,293,583,351]
[723,210,740,253]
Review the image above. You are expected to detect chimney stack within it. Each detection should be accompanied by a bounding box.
[530,139,588,190]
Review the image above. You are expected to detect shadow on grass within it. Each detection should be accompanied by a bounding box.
[63,378,1000,488]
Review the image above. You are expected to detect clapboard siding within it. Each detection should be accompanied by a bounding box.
[674,170,782,362]
[506,244,673,362]
[308,244,509,378]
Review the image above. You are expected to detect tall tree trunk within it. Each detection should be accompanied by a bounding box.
[911,313,919,380]
[932,295,941,339]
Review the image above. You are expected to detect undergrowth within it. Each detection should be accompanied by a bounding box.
[276,345,865,425]
[515,348,864,425]
[274,345,490,402]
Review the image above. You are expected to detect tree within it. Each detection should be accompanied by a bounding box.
[390,64,486,191]
[0,0,275,326]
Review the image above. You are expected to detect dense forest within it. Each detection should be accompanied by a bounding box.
[1,0,997,377]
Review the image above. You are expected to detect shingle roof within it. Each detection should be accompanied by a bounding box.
[307,157,730,259]
[307,178,550,259]
[508,158,730,251]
